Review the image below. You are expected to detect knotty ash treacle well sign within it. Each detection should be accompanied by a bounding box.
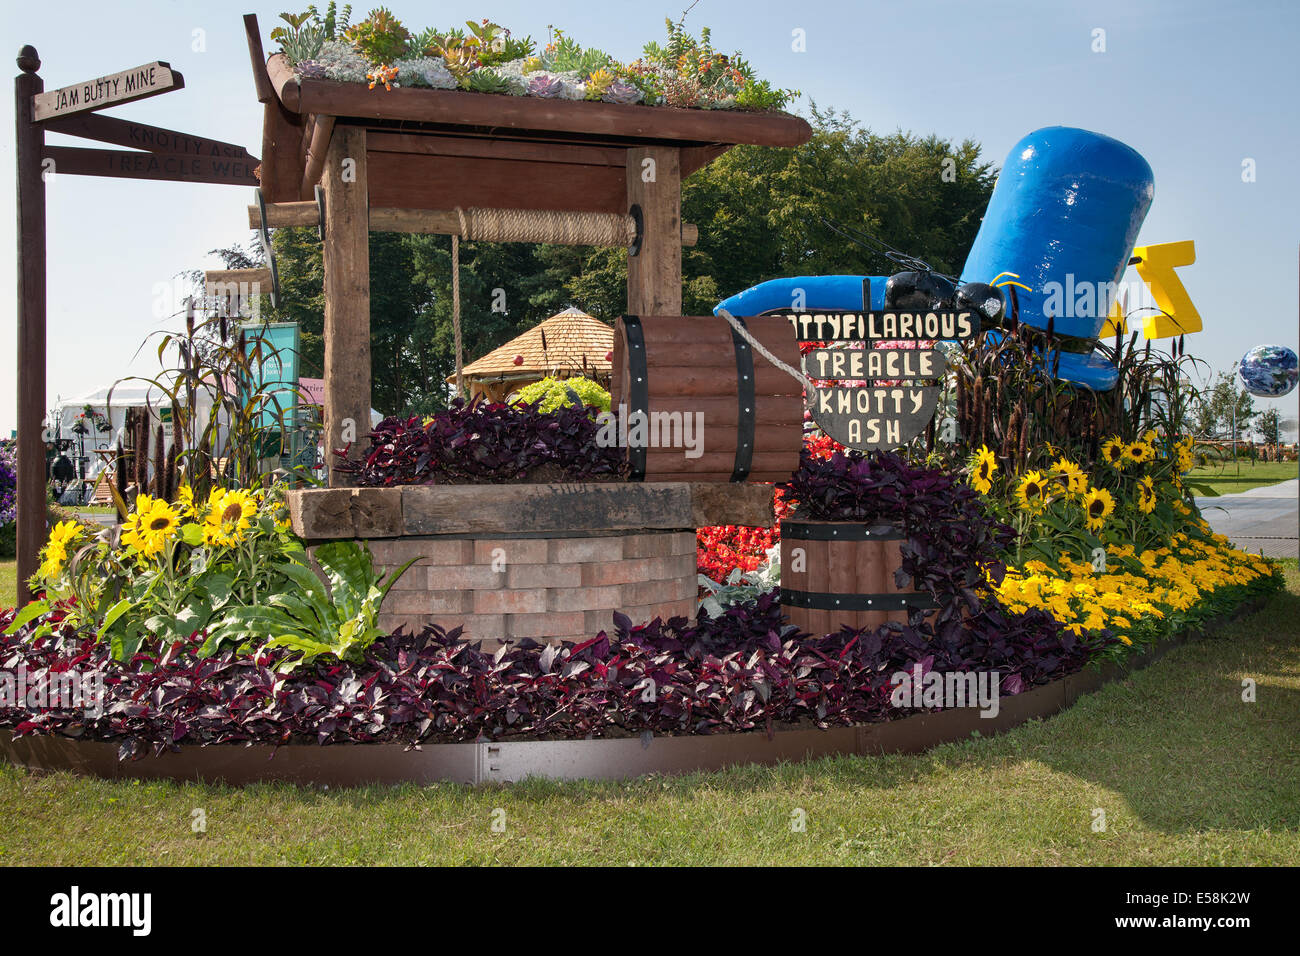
[779,308,975,450]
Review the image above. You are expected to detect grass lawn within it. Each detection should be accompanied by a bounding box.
[1188,460,1297,496]
[0,566,1296,866]
[0,560,13,610]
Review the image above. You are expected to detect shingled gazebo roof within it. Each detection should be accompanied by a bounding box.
[453,308,613,401]
[461,308,612,378]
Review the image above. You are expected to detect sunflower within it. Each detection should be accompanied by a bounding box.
[1082,487,1115,532]
[1136,475,1157,514]
[1100,438,1125,467]
[1051,458,1087,497]
[970,445,998,494]
[203,489,257,548]
[1016,471,1049,514]
[176,482,196,516]
[48,520,83,551]
[1124,440,1155,465]
[38,541,68,580]
[121,494,181,558]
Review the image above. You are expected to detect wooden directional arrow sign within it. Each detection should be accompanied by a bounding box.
[32,61,183,122]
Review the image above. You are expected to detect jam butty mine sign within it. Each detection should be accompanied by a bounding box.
[780,309,974,451]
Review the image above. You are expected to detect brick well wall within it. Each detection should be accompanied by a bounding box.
[363,530,697,647]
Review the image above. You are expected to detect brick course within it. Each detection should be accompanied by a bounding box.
[360,528,698,647]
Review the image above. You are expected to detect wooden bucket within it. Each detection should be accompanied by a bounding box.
[779,520,935,636]
[611,315,804,482]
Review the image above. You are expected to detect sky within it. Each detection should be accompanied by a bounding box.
[1,0,1297,436]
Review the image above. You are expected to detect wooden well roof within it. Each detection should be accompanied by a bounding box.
[244,16,813,210]
[458,308,613,381]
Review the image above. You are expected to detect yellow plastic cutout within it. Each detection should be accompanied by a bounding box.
[1132,240,1201,339]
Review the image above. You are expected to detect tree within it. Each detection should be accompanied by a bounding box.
[200,107,999,416]
[1259,407,1281,445]
[1192,371,1258,440]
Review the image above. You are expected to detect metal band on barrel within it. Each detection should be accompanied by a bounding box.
[623,315,648,481]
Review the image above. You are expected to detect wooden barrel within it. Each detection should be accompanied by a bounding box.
[611,315,804,482]
[779,520,935,635]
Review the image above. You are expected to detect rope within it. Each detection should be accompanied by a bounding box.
[454,205,634,247]
[452,233,464,399]
[716,308,816,394]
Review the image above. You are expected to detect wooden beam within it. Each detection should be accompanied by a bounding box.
[266,54,812,148]
[321,126,370,487]
[15,47,46,606]
[365,130,626,167]
[247,201,699,246]
[41,112,254,160]
[626,146,682,315]
[300,114,335,199]
[243,13,275,104]
[43,145,258,186]
[265,52,301,111]
[259,97,304,203]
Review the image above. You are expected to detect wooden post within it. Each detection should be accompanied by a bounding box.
[14,46,45,605]
[321,124,369,486]
[626,146,681,315]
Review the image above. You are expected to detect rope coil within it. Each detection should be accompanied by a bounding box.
[454,206,635,247]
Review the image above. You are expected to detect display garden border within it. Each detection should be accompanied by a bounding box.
[0,600,1262,787]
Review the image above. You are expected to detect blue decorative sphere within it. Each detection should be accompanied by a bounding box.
[1239,345,1299,398]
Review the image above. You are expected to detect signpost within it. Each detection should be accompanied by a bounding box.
[11,46,258,604]
[31,61,181,121]
[782,305,976,452]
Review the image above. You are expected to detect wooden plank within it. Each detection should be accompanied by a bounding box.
[41,112,253,159]
[243,13,275,104]
[366,130,627,167]
[626,146,682,315]
[267,54,812,148]
[322,126,370,486]
[33,61,182,122]
[43,145,258,186]
[367,150,626,214]
[15,50,46,606]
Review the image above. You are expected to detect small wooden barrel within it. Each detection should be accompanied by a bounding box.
[779,520,935,636]
[611,315,804,482]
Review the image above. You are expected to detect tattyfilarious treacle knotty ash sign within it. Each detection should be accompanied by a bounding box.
[778,307,975,451]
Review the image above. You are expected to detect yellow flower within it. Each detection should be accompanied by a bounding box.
[176,483,196,516]
[48,520,83,551]
[1082,487,1115,532]
[1137,475,1157,514]
[203,489,257,548]
[1100,438,1125,467]
[1051,458,1087,496]
[970,445,997,494]
[1016,471,1050,514]
[120,495,181,558]
[38,541,68,580]
[1125,440,1155,464]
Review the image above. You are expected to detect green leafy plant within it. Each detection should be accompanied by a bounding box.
[511,376,611,414]
[207,541,416,670]
[698,544,780,618]
[271,11,326,64]
[306,2,351,39]
[344,7,412,63]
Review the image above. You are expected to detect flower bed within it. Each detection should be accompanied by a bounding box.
[270,7,797,112]
[1,585,1115,756]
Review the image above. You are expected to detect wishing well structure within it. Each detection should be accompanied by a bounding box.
[237,15,812,644]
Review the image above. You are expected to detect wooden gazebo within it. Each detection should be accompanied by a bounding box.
[240,14,811,484]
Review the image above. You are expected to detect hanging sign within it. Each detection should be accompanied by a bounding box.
[32,61,182,122]
[242,322,300,432]
[779,302,975,451]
